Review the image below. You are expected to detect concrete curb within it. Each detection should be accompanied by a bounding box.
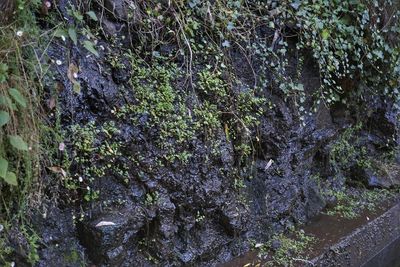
[310,202,400,267]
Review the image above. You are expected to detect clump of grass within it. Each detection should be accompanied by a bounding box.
[0,1,44,265]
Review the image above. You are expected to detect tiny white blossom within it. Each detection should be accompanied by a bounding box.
[61,35,66,42]
[16,31,23,37]
[59,142,65,151]
[79,176,83,182]
[73,72,78,79]
[56,60,62,65]
[87,186,90,191]
[45,1,51,8]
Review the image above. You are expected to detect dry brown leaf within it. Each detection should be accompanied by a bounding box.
[48,97,56,110]
[67,62,79,84]
[47,166,67,177]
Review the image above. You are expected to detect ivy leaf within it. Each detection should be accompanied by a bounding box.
[3,171,17,186]
[0,158,8,178]
[86,11,98,21]
[0,110,10,127]
[9,88,27,108]
[83,41,99,57]
[8,135,29,151]
[68,28,78,45]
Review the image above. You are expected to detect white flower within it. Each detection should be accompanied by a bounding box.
[61,35,66,42]
[16,31,23,37]
[79,176,83,182]
[45,1,51,8]
[87,186,90,191]
[59,142,65,151]
[73,72,78,79]
[56,60,62,65]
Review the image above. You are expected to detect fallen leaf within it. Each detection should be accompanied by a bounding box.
[95,221,116,227]
[264,159,274,171]
[48,97,56,110]
[67,62,79,84]
[67,63,81,94]
[47,166,67,177]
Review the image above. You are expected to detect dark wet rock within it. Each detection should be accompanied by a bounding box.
[33,1,400,265]
[101,17,120,37]
[356,162,400,189]
[79,57,120,110]
[77,206,146,266]
[104,0,128,21]
[34,204,86,267]
[271,239,281,251]
[111,57,131,84]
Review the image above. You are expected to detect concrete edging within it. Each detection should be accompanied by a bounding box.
[310,202,400,267]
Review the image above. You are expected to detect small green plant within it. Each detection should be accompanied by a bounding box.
[254,229,315,267]
[325,188,393,219]
[144,192,159,206]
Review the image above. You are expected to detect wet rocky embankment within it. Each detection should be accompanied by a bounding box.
[2,0,399,266]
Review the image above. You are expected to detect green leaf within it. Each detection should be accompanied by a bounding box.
[68,28,78,46]
[73,81,81,94]
[0,158,8,178]
[8,135,29,151]
[0,96,17,110]
[3,171,17,186]
[0,110,10,127]
[0,63,8,83]
[54,28,67,39]
[83,41,99,57]
[321,29,330,40]
[9,88,27,108]
[86,11,98,21]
